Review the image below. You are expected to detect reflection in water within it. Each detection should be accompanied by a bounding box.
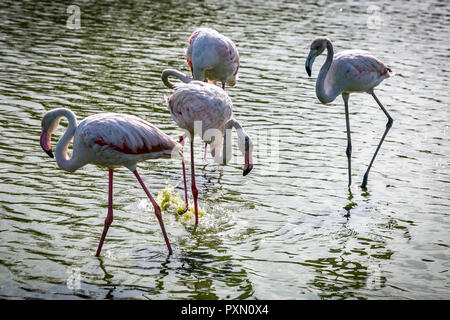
[304,220,395,299]
[343,188,357,217]
[176,250,254,300]
[307,256,386,300]
[0,0,449,299]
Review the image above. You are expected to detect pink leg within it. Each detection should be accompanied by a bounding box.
[179,136,188,209]
[133,169,173,255]
[190,139,199,226]
[96,169,114,257]
[222,82,225,90]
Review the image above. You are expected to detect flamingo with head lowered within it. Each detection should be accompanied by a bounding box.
[305,37,394,189]
[39,108,182,256]
[162,69,253,226]
[186,28,240,159]
[186,27,240,90]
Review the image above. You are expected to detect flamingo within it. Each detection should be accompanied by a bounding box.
[186,28,240,159]
[186,27,240,90]
[39,108,183,256]
[305,37,394,188]
[161,69,253,226]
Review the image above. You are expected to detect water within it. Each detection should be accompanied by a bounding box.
[0,0,449,300]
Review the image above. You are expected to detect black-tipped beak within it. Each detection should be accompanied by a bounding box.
[44,148,54,158]
[305,51,316,77]
[243,136,253,176]
[243,164,253,176]
[306,65,312,77]
[40,130,53,158]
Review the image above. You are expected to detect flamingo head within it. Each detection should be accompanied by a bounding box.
[226,76,236,88]
[225,59,240,88]
[215,121,253,176]
[40,110,60,158]
[306,37,330,77]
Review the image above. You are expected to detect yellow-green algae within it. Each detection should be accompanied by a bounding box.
[156,185,206,219]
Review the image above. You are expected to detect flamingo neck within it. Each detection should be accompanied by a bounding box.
[162,69,192,89]
[210,119,249,166]
[53,108,81,172]
[316,41,341,104]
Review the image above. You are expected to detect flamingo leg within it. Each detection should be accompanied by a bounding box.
[203,143,208,161]
[343,93,352,187]
[222,82,225,90]
[361,92,393,189]
[190,138,199,226]
[96,169,114,257]
[179,135,189,210]
[133,169,173,255]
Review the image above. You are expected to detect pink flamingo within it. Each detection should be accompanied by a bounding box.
[162,69,253,226]
[305,37,394,188]
[39,108,182,256]
[186,27,241,159]
[186,27,240,90]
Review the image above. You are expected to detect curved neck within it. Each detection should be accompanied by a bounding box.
[211,118,251,166]
[52,108,81,172]
[316,41,341,103]
[161,69,192,89]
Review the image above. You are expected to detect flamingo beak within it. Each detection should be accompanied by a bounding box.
[243,162,253,176]
[40,130,54,158]
[305,51,316,77]
[305,65,312,77]
[243,136,253,176]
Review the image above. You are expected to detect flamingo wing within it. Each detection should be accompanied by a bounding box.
[186,28,239,81]
[332,50,393,92]
[186,29,202,72]
[78,113,177,156]
[216,37,239,77]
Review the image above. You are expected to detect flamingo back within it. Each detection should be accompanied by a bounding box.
[166,82,232,141]
[186,28,239,85]
[330,50,393,93]
[76,113,181,168]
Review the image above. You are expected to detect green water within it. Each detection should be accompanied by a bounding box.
[0,0,449,299]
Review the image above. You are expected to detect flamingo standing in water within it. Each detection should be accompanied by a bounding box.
[305,37,394,188]
[161,69,253,226]
[186,27,241,159]
[39,108,182,256]
[186,27,240,90]
[186,28,240,160]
